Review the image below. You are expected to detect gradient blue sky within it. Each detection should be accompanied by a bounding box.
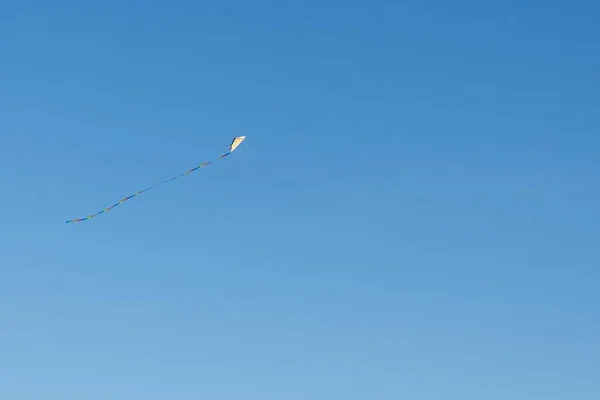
[1,1,599,399]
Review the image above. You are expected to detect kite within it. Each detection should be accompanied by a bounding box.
[66,136,246,223]
[229,136,245,152]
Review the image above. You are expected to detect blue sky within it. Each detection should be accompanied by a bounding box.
[1,1,599,399]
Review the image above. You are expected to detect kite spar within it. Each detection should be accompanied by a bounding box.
[66,136,246,223]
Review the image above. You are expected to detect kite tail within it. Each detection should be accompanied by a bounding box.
[65,139,242,223]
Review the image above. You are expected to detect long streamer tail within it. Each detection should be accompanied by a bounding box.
[66,138,243,223]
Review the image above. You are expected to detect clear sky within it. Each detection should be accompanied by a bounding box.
[1,1,599,399]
